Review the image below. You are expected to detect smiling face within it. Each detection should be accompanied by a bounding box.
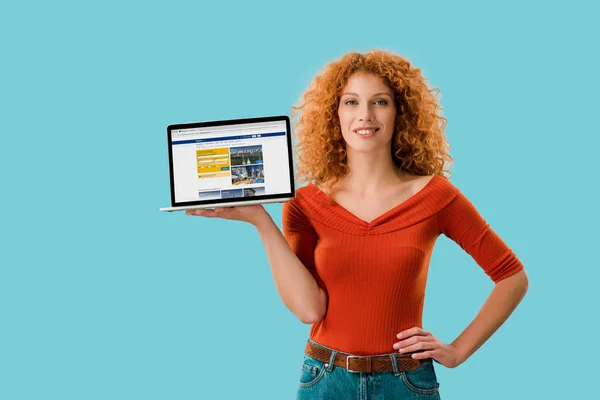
[337,72,397,156]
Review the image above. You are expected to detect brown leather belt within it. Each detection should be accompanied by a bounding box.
[304,341,423,373]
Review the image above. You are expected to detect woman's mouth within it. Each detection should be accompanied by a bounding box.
[353,128,380,138]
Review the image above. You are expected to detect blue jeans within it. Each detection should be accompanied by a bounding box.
[297,339,441,400]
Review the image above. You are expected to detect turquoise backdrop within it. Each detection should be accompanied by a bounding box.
[2,1,598,399]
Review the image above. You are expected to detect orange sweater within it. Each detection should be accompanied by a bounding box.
[282,174,524,356]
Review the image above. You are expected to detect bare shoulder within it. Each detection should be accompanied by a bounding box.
[399,171,436,190]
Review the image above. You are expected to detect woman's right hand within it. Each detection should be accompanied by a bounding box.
[185,205,271,227]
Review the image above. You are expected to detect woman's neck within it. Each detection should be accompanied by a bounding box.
[339,149,406,196]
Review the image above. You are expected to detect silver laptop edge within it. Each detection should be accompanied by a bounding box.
[160,197,293,212]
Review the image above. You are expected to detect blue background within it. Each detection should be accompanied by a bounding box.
[2,1,598,399]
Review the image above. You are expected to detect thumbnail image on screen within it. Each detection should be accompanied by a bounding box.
[230,145,263,166]
[243,187,265,197]
[231,165,264,185]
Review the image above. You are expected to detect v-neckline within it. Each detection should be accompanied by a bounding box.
[309,175,438,227]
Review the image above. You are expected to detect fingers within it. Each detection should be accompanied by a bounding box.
[186,207,235,218]
[186,209,218,217]
[396,327,428,339]
[395,339,438,354]
[393,327,435,353]
[393,334,432,348]
[410,350,437,360]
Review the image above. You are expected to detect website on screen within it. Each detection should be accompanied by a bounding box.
[171,121,292,203]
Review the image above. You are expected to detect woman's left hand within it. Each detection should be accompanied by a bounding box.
[393,327,463,369]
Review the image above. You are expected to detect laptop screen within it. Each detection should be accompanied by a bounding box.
[168,116,294,206]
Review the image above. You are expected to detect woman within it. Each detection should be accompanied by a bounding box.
[187,50,529,399]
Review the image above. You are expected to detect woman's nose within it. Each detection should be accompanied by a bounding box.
[359,113,375,122]
[357,106,375,121]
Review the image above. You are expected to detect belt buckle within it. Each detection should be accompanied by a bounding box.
[346,356,361,373]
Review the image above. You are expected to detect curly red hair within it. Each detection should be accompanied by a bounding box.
[291,49,453,189]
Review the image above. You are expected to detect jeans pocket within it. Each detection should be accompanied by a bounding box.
[298,355,327,388]
[400,359,440,395]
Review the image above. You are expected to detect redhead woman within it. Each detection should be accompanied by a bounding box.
[187,50,528,399]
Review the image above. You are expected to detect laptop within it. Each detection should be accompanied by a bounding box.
[160,115,296,212]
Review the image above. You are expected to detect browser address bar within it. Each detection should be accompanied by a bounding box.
[178,124,284,135]
[209,125,282,133]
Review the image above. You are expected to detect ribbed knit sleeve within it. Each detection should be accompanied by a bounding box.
[281,200,327,291]
[437,190,524,283]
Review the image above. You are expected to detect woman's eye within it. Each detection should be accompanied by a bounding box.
[344,99,388,106]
